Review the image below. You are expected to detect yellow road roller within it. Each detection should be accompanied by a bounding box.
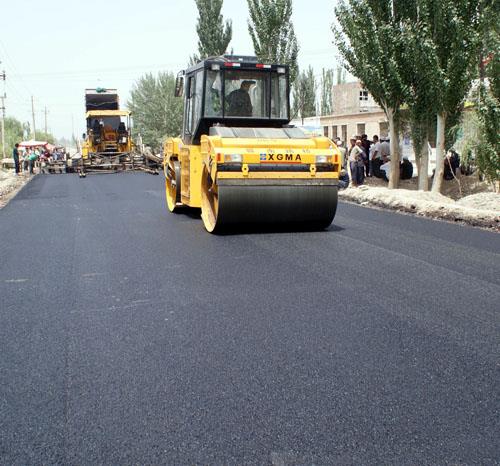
[164,56,341,232]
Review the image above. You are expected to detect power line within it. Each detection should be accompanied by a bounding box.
[0,39,35,98]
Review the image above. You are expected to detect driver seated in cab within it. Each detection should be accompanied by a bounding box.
[227,80,255,117]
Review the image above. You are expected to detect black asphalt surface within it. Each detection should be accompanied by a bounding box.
[0,173,499,465]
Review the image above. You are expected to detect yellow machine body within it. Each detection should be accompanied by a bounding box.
[82,110,133,159]
[164,133,341,232]
[164,56,341,232]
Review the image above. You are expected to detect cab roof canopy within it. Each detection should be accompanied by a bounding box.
[185,55,289,74]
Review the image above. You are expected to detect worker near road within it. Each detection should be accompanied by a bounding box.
[12,143,20,175]
[227,80,255,117]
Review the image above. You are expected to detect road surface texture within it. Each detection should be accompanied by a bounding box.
[1,173,499,465]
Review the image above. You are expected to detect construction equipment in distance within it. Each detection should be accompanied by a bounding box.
[81,88,159,176]
[164,56,341,232]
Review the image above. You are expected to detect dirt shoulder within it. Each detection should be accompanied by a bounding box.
[339,177,499,231]
[0,170,34,209]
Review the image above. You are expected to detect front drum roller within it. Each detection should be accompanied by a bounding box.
[201,166,338,233]
[165,159,182,212]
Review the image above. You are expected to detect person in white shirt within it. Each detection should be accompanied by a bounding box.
[374,137,390,178]
[335,138,347,170]
[380,138,391,160]
[380,160,391,181]
[349,139,366,186]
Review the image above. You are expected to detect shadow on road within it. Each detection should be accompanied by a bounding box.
[213,222,345,236]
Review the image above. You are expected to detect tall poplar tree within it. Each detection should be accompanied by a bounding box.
[247,0,299,82]
[427,0,482,193]
[334,0,408,188]
[320,68,334,116]
[292,66,317,123]
[397,7,440,191]
[193,0,232,63]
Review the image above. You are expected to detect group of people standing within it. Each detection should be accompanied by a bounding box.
[12,144,64,175]
[12,144,39,175]
[335,135,413,187]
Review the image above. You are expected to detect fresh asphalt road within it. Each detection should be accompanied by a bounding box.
[0,173,499,465]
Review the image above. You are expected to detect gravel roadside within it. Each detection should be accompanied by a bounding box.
[0,170,34,209]
[340,185,499,231]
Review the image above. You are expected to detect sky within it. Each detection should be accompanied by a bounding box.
[1,0,342,140]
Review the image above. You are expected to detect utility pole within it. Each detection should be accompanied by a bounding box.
[31,96,36,139]
[0,69,6,159]
[44,106,48,135]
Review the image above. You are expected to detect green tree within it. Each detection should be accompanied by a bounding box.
[475,85,500,190]
[2,117,24,158]
[334,0,408,188]
[320,68,334,116]
[247,0,299,82]
[128,72,183,151]
[397,8,440,190]
[35,131,55,144]
[464,19,499,191]
[427,0,482,193]
[335,66,347,85]
[192,0,232,64]
[292,66,317,123]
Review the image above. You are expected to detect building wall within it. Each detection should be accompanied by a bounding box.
[320,111,389,143]
[316,81,389,143]
[331,82,380,115]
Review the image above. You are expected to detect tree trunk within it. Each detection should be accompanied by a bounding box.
[417,138,429,191]
[387,107,400,189]
[432,112,446,193]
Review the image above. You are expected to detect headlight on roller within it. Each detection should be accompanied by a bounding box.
[316,155,332,164]
[225,154,242,163]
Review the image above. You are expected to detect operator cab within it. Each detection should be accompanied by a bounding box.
[85,110,131,145]
[176,55,290,145]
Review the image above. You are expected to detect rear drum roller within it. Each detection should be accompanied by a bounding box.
[165,160,181,212]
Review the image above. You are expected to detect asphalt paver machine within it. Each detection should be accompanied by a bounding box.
[164,56,341,232]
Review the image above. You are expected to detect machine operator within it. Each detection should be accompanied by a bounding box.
[227,80,255,117]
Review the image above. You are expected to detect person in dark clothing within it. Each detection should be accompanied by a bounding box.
[339,169,350,189]
[400,157,413,180]
[227,80,255,117]
[361,134,371,177]
[444,150,460,180]
[12,143,20,174]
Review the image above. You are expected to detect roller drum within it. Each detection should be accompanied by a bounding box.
[202,176,338,232]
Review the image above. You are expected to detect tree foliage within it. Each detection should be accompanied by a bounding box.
[35,131,55,144]
[247,0,299,82]
[0,117,56,158]
[396,6,440,190]
[1,117,23,158]
[319,68,334,116]
[464,25,500,190]
[128,72,183,151]
[192,0,232,63]
[335,66,347,85]
[334,0,408,188]
[475,85,500,189]
[334,0,488,191]
[424,0,483,192]
[292,66,317,122]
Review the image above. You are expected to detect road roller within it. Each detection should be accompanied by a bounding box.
[164,55,341,232]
